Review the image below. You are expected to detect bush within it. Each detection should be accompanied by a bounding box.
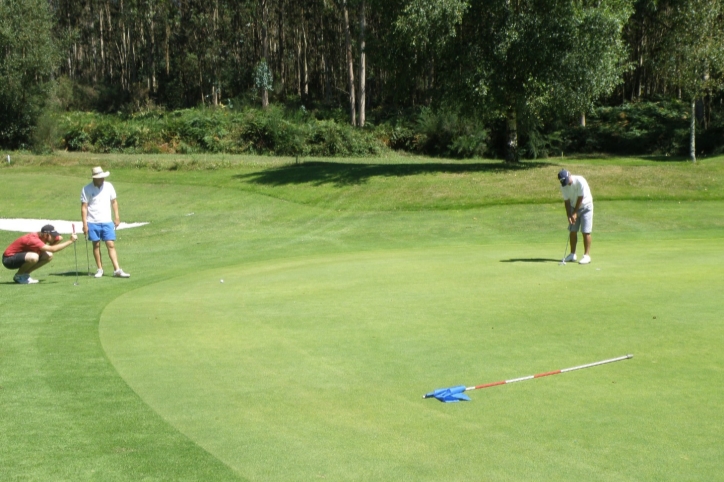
[31,111,60,154]
[563,101,691,156]
[372,107,488,158]
[51,101,722,158]
[55,106,385,156]
[414,107,488,158]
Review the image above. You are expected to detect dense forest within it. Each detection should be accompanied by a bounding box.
[2,0,723,160]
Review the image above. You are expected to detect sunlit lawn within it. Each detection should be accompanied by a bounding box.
[1,153,722,481]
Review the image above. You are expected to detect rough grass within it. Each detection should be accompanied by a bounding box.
[3,152,724,211]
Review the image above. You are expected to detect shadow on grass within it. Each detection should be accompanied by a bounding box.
[500,258,562,263]
[50,271,92,277]
[2,272,78,285]
[636,155,691,163]
[0,280,58,285]
[234,160,553,187]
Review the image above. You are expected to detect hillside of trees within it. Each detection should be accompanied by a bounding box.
[2,0,723,161]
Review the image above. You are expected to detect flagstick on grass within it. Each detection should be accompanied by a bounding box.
[423,355,634,402]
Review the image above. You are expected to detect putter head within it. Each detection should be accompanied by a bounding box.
[559,259,566,266]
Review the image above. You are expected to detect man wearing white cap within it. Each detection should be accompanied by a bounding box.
[557,169,593,264]
[81,166,130,278]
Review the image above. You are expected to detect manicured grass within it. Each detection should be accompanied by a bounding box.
[1,153,723,481]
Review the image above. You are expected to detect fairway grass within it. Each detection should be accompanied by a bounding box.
[1,155,723,481]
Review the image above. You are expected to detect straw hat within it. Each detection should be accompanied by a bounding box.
[91,166,110,178]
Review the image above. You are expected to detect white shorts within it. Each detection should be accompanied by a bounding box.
[569,205,593,234]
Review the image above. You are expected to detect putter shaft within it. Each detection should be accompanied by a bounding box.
[73,224,79,284]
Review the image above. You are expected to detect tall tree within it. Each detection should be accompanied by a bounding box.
[551,1,632,127]
[341,0,357,125]
[0,0,59,147]
[260,0,270,108]
[654,0,724,162]
[397,0,633,162]
[358,0,366,127]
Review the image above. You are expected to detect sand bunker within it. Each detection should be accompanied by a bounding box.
[0,219,148,234]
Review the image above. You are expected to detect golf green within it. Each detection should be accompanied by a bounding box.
[101,236,723,481]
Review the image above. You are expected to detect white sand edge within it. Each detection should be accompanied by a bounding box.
[0,219,148,234]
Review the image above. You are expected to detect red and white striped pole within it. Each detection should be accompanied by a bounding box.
[467,354,633,392]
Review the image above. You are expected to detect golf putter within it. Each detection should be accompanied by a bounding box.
[85,229,91,276]
[559,224,570,265]
[72,224,79,285]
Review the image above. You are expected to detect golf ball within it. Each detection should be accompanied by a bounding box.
[220,279,224,283]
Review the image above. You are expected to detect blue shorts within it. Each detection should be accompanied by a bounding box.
[88,222,116,242]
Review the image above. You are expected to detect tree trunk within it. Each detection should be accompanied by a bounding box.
[164,21,170,76]
[690,99,696,163]
[358,0,366,127]
[212,0,217,106]
[261,0,269,109]
[321,16,331,104]
[342,0,356,126]
[278,0,285,98]
[302,22,308,99]
[579,113,586,127]
[296,28,301,96]
[150,8,156,93]
[199,68,204,105]
[505,107,519,163]
[99,9,105,77]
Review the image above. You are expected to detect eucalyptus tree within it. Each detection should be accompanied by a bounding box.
[551,1,632,127]
[341,0,357,124]
[654,0,724,162]
[0,0,59,147]
[397,0,633,162]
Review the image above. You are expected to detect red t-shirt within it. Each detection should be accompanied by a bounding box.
[3,233,46,257]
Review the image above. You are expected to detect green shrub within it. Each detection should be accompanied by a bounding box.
[414,107,488,158]
[53,106,384,157]
[31,111,61,154]
[564,101,691,156]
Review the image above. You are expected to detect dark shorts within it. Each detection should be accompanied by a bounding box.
[88,222,116,242]
[3,253,28,270]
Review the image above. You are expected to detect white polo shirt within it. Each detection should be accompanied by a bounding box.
[560,175,593,209]
[81,181,117,223]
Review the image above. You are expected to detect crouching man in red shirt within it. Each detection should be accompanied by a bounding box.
[2,225,78,284]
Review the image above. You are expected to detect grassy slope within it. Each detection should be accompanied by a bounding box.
[0,154,723,481]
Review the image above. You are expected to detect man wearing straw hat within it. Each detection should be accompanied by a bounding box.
[81,166,130,278]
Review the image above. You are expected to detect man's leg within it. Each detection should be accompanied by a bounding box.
[583,233,591,256]
[105,240,121,271]
[569,231,578,255]
[15,252,40,275]
[27,251,53,273]
[93,241,103,269]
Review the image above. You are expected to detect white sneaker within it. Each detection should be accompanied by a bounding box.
[579,254,591,264]
[94,269,104,278]
[564,253,577,262]
[13,274,38,284]
[113,269,130,278]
